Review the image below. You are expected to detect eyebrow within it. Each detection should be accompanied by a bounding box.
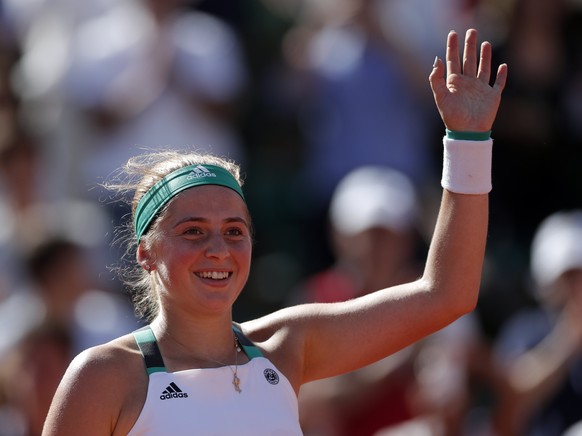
[173,216,250,229]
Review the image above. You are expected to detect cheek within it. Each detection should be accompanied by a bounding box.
[235,242,253,267]
[155,244,197,275]
[232,241,252,276]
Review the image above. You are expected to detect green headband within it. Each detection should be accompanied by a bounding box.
[134,164,245,241]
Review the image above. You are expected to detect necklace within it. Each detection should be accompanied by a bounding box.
[207,336,243,394]
[231,337,242,393]
[164,330,243,393]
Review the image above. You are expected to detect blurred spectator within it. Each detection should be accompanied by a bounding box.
[2,0,248,210]
[1,0,251,294]
[376,313,512,436]
[375,0,492,67]
[293,166,425,435]
[1,0,118,201]
[294,166,509,436]
[0,323,71,436]
[0,233,135,435]
[0,48,24,297]
[23,236,139,354]
[243,0,440,297]
[0,230,138,366]
[482,0,582,338]
[293,165,423,305]
[62,0,248,193]
[564,420,582,436]
[491,0,571,239]
[493,210,582,436]
[284,0,435,203]
[0,128,42,297]
[0,123,117,299]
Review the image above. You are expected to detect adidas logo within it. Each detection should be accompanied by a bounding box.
[186,165,217,180]
[160,382,189,400]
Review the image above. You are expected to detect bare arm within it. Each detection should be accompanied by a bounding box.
[494,293,582,435]
[246,29,507,388]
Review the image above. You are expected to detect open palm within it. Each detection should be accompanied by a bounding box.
[430,29,507,132]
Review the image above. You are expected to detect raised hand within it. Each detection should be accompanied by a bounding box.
[429,29,507,132]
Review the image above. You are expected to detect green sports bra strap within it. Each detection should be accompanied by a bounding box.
[232,324,264,359]
[133,326,167,375]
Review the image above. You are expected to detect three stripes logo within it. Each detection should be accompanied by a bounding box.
[186,165,217,180]
[160,382,189,400]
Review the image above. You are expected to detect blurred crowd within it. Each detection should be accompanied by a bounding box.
[1,0,582,435]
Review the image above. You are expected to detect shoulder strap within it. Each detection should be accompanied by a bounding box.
[133,325,167,375]
[134,324,263,374]
[232,324,264,359]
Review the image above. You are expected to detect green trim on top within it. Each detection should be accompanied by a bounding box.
[134,326,156,344]
[232,324,264,359]
[146,366,167,375]
[133,324,264,377]
[133,327,167,375]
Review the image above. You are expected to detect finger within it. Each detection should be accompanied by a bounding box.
[463,29,478,77]
[477,41,492,84]
[429,56,448,99]
[493,63,508,93]
[446,30,461,76]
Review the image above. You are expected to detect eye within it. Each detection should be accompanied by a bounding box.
[225,227,245,237]
[183,227,203,236]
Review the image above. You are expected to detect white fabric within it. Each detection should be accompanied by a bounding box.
[127,357,302,435]
[441,137,493,194]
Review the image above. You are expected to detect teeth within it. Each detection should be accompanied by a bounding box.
[197,271,230,280]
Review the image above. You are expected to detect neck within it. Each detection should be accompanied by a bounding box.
[150,312,238,367]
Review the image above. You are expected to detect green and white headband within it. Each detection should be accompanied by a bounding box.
[134,164,245,241]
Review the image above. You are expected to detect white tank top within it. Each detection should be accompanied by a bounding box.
[127,325,303,436]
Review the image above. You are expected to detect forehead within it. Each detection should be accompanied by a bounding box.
[165,184,249,220]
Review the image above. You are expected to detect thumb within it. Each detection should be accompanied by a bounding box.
[429,56,448,101]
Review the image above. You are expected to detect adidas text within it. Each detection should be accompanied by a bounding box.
[186,165,217,180]
[186,172,217,180]
[160,382,188,400]
[160,392,189,400]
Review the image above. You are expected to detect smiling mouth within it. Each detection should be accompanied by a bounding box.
[196,271,230,280]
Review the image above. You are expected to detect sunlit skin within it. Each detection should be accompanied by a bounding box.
[138,185,253,320]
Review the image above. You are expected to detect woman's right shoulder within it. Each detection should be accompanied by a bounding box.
[71,332,144,379]
[43,331,148,435]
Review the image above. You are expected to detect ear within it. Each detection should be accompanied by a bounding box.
[136,243,154,272]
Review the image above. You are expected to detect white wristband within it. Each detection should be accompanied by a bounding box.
[441,137,493,194]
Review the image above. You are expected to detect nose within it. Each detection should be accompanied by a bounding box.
[204,234,230,260]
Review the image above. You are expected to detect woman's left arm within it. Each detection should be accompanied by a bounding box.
[246,29,507,388]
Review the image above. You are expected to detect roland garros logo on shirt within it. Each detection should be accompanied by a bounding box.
[263,368,279,385]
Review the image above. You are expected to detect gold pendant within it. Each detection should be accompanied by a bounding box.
[232,373,242,393]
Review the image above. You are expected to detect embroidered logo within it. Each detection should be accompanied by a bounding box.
[263,368,279,385]
[160,382,189,400]
[186,165,217,180]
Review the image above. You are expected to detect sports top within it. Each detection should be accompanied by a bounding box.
[127,325,302,435]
